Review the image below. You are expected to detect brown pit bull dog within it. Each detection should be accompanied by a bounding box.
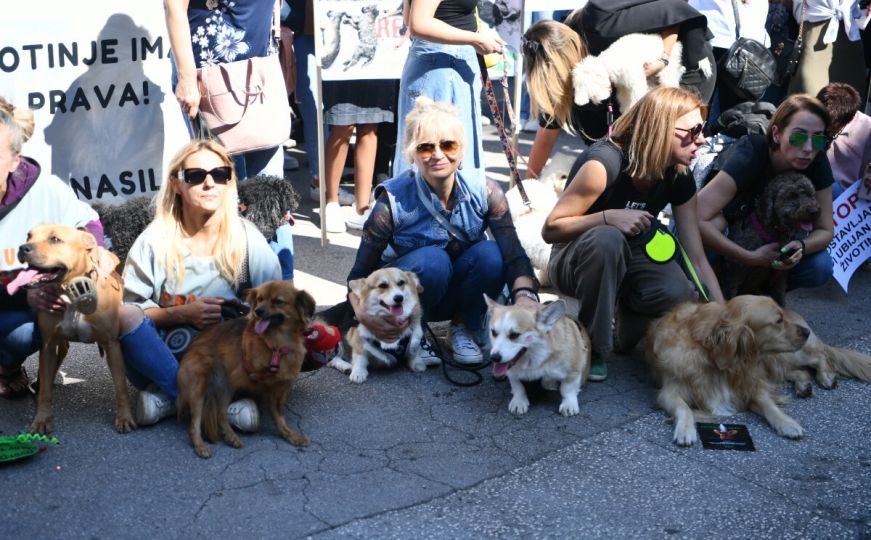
[11,223,133,434]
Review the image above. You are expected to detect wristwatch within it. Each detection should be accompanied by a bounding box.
[659,56,670,66]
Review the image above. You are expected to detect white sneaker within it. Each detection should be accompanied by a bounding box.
[345,207,371,231]
[135,387,176,426]
[227,398,259,432]
[324,202,347,233]
[419,336,442,366]
[449,324,483,364]
[309,184,355,206]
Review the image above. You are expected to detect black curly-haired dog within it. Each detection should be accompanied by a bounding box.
[718,172,820,305]
[93,175,299,266]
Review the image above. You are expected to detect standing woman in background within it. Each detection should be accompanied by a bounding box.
[392,0,506,184]
[165,0,286,180]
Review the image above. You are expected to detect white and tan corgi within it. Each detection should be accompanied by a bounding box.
[486,297,591,416]
[329,268,425,383]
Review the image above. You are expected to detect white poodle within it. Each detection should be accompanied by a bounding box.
[572,33,685,113]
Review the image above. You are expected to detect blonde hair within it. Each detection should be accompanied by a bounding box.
[151,139,245,287]
[522,20,586,127]
[0,97,36,156]
[402,97,464,163]
[609,86,705,181]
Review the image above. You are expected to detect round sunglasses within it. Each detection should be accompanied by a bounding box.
[177,166,232,185]
[787,131,832,152]
[415,140,459,159]
[674,122,705,140]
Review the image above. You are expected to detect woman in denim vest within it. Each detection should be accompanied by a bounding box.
[349,98,539,364]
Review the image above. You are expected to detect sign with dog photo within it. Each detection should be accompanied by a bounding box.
[1,3,190,203]
[828,182,871,293]
[696,423,755,451]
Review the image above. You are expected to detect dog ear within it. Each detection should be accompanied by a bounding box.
[348,278,366,297]
[483,294,499,313]
[80,229,97,250]
[295,289,316,322]
[245,287,259,310]
[704,321,757,371]
[536,300,565,332]
[405,271,423,293]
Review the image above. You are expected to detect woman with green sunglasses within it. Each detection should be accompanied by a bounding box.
[698,93,835,296]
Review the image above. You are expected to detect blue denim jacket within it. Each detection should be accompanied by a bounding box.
[375,170,488,263]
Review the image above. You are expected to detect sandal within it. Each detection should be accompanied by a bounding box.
[0,366,31,398]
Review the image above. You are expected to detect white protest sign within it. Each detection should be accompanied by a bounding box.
[0,3,189,203]
[828,182,871,293]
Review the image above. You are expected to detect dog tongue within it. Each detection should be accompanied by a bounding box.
[492,362,510,378]
[799,222,813,232]
[255,319,271,335]
[390,305,404,317]
[6,269,40,296]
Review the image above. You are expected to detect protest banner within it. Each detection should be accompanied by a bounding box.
[828,182,871,293]
[0,3,189,203]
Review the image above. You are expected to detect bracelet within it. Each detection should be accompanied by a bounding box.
[798,239,806,252]
[659,56,670,66]
[602,210,608,225]
[511,287,540,303]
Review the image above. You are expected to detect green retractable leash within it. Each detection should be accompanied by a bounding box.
[0,434,60,463]
[642,224,710,303]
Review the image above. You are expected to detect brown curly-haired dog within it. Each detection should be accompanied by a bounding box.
[718,172,820,306]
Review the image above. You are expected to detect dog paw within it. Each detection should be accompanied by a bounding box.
[816,370,837,390]
[673,427,698,447]
[194,444,213,459]
[349,368,368,384]
[115,415,137,433]
[408,358,426,373]
[224,433,243,448]
[285,433,310,447]
[328,358,352,373]
[508,397,529,416]
[30,416,54,435]
[776,418,804,439]
[559,399,580,416]
[793,382,813,399]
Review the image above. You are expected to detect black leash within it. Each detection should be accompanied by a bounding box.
[424,322,490,387]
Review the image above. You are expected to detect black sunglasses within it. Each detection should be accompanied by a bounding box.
[674,122,705,140]
[178,166,232,185]
[416,140,460,159]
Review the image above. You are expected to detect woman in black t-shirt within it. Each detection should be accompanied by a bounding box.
[698,94,835,294]
[543,87,724,382]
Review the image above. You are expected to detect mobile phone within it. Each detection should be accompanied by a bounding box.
[779,246,799,261]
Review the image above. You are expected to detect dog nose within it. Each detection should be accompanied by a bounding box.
[491,352,502,363]
[393,294,404,304]
[799,325,810,340]
[255,307,267,318]
[17,243,32,262]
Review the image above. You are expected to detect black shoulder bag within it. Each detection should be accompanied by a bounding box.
[717,0,779,102]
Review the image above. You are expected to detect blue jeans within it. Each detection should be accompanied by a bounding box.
[233,146,284,181]
[120,316,180,399]
[388,242,504,331]
[293,35,321,179]
[0,310,40,369]
[787,248,834,291]
[271,222,295,281]
[393,38,485,187]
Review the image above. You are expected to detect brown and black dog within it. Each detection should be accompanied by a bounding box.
[177,280,315,458]
[14,224,132,434]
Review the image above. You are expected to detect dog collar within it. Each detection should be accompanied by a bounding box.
[242,345,291,382]
[749,211,775,244]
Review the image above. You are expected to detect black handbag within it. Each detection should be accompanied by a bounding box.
[717,0,779,102]
[768,1,805,84]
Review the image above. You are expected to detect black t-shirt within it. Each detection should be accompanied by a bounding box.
[568,141,696,217]
[540,101,619,144]
[718,133,834,223]
[425,0,477,32]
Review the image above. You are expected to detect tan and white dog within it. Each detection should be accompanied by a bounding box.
[329,268,426,383]
[486,297,591,416]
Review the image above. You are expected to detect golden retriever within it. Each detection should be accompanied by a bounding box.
[176,280,315,458]
[645,295,810,446]
[14,224,132,434]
